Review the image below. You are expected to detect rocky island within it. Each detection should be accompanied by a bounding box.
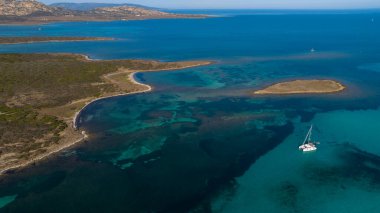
[0,0,205,25]
[254,79,345,95]
[0,53,211,174]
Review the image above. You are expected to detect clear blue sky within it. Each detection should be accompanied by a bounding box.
[40,0,380,9]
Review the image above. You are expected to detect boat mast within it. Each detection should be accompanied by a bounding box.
[302,125,313,145]
[308,125,313,142]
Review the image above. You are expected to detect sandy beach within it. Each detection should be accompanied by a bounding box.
[73,60,213,128]
[72,71,152,129]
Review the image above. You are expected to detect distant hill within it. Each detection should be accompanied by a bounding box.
[0,0,201,24]
[0,0,73,16]
[50,2,157,11]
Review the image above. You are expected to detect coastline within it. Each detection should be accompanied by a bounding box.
[0,15,208,26]
[72,71,152,130]
[73,60,213,128]
[0,127,86,175]
[0,58,212,175]
[0,37,114,45]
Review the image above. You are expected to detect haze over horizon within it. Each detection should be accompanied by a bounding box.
[39,0,380,10]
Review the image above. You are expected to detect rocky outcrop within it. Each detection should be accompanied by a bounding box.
[90,6,169,17]
[0,0,58,16]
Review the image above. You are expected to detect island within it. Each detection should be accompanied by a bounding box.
[0,37,113,44]
[0,53,212,174]
[254,80,345,95]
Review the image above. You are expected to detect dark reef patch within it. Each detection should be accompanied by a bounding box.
[302,144,380,192]
[271,181,300,212]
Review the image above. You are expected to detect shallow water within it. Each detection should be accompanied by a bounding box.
[1,10,380,212]
[213,109,380,213]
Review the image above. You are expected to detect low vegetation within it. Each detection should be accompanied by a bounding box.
[0,53,210,172]
[0,105,67,156]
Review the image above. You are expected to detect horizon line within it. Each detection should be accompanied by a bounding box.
[45,2,380,11]
[162,8,380,10]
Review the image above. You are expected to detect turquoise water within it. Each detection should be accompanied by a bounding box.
[212,109,380,213]
[0,196,16,209]
[1,10,380,212]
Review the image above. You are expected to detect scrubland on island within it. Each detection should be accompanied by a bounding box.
[254,80,345,95]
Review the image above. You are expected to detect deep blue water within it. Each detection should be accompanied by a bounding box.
[1,10,380,212]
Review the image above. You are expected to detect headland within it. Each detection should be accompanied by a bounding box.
[0,53,212,174]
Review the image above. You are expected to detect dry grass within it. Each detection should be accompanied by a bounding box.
[254,80,345,95]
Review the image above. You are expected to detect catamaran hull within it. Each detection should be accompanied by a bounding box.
[299,144,317,152]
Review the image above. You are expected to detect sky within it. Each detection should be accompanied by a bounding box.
[39,0,380,9]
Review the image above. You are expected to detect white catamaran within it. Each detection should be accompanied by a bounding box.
[299,125,318,152]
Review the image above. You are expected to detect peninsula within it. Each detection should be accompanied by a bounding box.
[0,36,113,44]
[0,53,212,174]
[254,80,345,95]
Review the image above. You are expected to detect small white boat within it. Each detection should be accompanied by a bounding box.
[299,125,317,152]
[310,48,316,53]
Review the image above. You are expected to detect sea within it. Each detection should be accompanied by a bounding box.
[1,10,380,212]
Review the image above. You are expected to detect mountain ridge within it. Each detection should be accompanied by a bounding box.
[0,0,203,24]
[0,0,68,16]
[50,2,157,11]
